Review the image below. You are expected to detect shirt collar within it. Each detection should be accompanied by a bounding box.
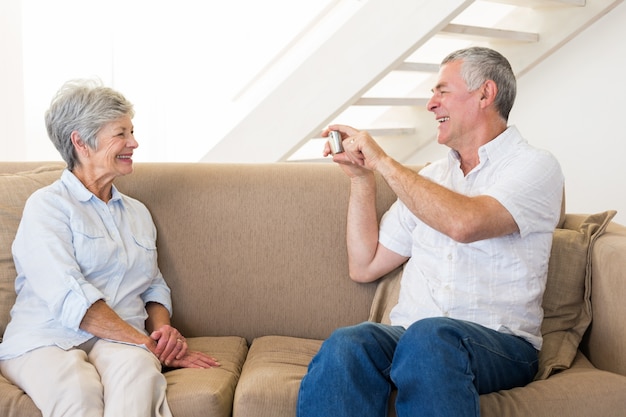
[448,125,525,171]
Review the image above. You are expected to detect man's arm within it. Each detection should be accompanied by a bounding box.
[376,156,518,243]
[328,125,518,244]
[345,172,409,283]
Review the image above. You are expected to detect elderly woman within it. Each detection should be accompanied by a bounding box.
[0,80,219,417]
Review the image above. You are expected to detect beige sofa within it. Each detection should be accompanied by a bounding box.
[1,161,626,417]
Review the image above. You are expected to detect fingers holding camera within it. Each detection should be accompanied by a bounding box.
[324,125,357,156]
[325,125,378,169]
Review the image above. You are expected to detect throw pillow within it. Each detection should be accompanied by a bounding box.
[368,265,403,324]
[536,210,616,380]
[0,165,64,338]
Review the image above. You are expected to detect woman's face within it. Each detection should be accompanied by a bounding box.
[88,115,138,178]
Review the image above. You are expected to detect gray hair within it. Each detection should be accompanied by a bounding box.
[44,79,134,171]
[442,47,516,121]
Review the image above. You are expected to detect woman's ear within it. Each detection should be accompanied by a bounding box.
[70,131,89,157]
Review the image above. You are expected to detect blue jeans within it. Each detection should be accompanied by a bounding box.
[297,318,538,417]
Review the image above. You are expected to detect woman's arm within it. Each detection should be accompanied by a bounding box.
[80,299,154,348]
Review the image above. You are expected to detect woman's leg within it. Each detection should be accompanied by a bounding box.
[391,317,538,417]
[88,339,172,417]
[297,322,405,417]
[0,345,104,417]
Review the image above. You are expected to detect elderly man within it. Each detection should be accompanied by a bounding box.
[297,47,564,417]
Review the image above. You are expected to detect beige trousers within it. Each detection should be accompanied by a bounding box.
[0,338,172,417]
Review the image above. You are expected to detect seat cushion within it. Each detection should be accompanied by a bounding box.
[480,351,626,417]
[0,336,247,417]
[0,372,42,417]
[233,335,322,417]
[165,336,248,417]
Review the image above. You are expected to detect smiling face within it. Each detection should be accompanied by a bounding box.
[90,115,137,177]
[71,114,138,195]
[426,60,484,152]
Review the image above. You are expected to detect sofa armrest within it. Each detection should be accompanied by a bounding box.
[582,221,626,376]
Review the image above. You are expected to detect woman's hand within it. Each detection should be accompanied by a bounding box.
[149,324,189,366]
[164,350,221,369]
[149,325,220,368]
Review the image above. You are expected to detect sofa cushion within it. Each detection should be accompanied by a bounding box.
[0,335,248,417]
[0,372,42,417]
[368,211,617,380]
[166,336,248,417]
[233,335,322,417]
[481,351,626,417]
[0,165,64,338]
[537,210,616,379]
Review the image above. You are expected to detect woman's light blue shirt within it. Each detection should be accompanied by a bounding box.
[0,170,172,359]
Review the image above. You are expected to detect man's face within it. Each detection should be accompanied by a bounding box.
[426,60,483,150]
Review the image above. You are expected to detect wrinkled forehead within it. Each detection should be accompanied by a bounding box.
[431,60,466,92]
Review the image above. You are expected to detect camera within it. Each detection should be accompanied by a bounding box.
[328,130,344,154]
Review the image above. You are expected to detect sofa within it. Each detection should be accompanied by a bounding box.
[1,161,626,417]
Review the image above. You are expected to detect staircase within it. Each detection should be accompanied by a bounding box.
[200,0,622,163]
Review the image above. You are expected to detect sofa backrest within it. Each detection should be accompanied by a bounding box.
[3,162,625,381]
[0,162,399,343]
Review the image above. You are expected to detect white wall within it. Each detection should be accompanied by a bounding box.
[511,1,626,225]
[0,0,335,163]
[0,0,25,160]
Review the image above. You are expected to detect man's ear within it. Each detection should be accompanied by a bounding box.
[70,131,89,157]
[479,80,498,108]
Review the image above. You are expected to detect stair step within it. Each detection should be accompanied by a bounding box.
[354,97,429,107]
[485,0,585,7]
[441,23,539,42]
[395,62,440,73]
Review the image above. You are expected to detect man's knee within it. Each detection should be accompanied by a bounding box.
[319,323,375,358]
[404,317,465,341]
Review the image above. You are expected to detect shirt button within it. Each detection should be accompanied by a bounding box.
[447,253,453,260]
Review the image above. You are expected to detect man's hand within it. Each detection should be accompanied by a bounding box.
[323,125,388,177]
